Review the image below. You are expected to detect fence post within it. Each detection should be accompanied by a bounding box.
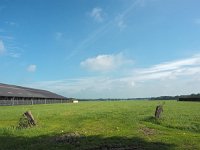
[12,97,14,106]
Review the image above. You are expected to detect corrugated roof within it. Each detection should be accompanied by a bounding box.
[0,83,66,99]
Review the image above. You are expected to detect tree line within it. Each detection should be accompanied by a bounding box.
[150,93,200,100]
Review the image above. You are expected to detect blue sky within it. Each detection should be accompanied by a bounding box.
[1,0,200,98]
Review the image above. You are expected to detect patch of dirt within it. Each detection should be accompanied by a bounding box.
[89,145,142,150]
[53,132,83,145]
[139,126,156,136]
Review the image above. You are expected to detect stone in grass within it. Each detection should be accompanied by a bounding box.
[18,111,36,128]
[155,105,163,119]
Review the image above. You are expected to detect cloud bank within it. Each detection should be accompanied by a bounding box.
[133,55,200,81]
[26,54,200,99]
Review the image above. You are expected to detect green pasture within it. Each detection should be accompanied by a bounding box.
[0,100,199,149]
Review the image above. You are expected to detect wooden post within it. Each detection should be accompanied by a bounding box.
[31,98,33,105]
[12,97,14,106]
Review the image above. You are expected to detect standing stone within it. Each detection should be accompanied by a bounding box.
[24,111,36,126]
[155,105,163,119]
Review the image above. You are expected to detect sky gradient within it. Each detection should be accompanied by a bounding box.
[0,0,200,98]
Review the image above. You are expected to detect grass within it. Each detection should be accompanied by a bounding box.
[0,100,199,149]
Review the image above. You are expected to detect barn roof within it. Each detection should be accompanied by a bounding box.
[0,83,66,99]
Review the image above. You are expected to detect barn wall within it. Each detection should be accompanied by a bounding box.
[0,97,72,106]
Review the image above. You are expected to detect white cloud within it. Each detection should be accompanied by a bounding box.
[195,18,200,25]
[81,53,131,72]
[8,52,21,58]
[0,35,14,40]
[24,77,136,99]
[5,21,18,27]
[27,65,37,72]
[134,55,200,81]
[114,0,143,30]
[55,32,63,40]
[66,1,145,60]
[117,20,127,30]
[115,14,127,30]
[0,40,6,54]
[89,7,104,22]
[0,39,21,58]
[27,54,200,99]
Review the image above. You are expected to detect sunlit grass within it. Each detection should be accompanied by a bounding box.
[0,100,199,149]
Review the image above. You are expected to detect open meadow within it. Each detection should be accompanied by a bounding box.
[0,100,199,150]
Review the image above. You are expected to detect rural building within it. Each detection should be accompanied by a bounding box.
[0,83,72,106]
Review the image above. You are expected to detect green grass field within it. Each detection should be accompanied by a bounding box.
[0,100,199,150]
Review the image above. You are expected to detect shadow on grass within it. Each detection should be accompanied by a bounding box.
[143,116,163,125]
[143,116,200,133]
[0,132,176,150]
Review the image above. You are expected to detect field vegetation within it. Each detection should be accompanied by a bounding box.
[0,100,199,150]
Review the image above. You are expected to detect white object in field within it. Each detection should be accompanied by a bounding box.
[73,100,79,103]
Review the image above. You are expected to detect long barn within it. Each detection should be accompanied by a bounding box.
[0,83,71,106]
